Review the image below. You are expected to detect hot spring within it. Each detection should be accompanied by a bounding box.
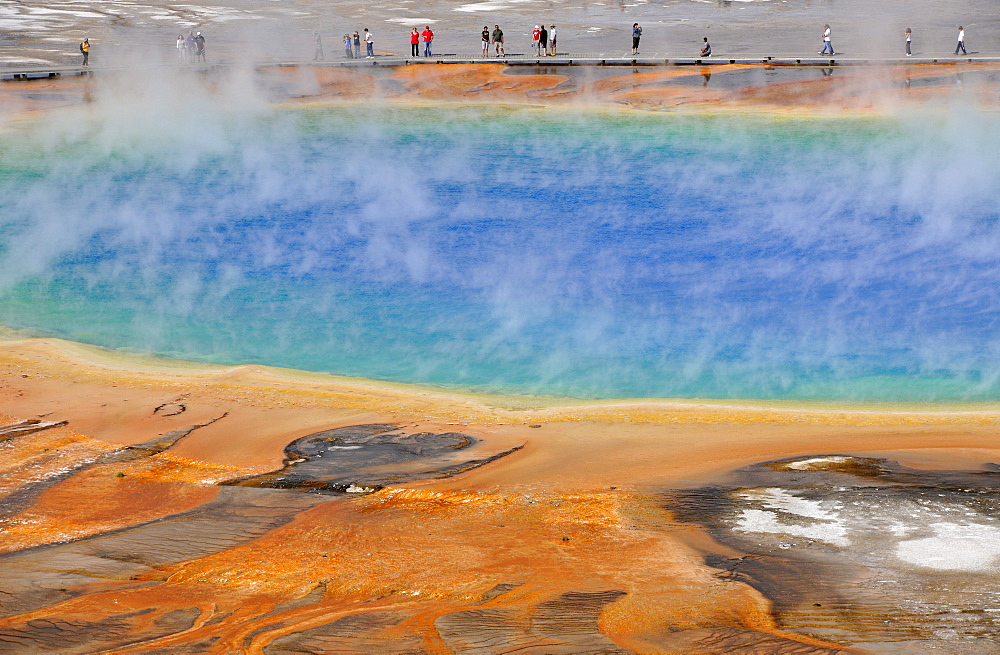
[2,84,999,402]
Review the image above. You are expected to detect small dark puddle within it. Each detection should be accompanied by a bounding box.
[225,423,522,495]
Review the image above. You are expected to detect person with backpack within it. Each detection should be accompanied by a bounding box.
[352,31,361,58]
[79,37,90,66]
[631,23,642,55]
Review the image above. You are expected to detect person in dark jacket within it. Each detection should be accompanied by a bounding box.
[195,32,206,62]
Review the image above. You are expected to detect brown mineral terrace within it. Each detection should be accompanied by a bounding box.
[2,334,1000,653]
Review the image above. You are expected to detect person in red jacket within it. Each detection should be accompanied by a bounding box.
[410,27,419,56]
[421,26,434,56]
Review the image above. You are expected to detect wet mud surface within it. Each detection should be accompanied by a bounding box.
[10,60,1000,122]
[0,412,226,523]
[233,60,1000,113]
[669,455,1000,653]
[2,57,999,150]
[226,423,523,494]
[2,417,677,654]
[5,413,1000,652]
[0,413,800,654]
[0,486,324,619]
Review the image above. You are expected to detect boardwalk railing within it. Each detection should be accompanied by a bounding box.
[4,52,1000,81]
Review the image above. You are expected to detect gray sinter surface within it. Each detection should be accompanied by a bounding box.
[669,455,1000,653]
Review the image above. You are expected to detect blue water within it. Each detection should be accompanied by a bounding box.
[2,104,1000,401]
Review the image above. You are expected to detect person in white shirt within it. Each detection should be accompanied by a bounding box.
[819,24,834,55]
[955,26,967,55]
[364,28,374,58]
[548,25,556,55]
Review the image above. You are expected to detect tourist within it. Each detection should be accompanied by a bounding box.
[481,26,490,57]
[905,28,912,56]
[314,32,324,60]
[548,25,556,55]
[492,24,505,57]
[195,32,206,62]
[819,24,834,55]
[632,23,642,55]
[353,31,361,58]
[955,26,967,55]
[532,26,540,54]
[701,37,711,57]
[79,37,90,66]
[364,28,374,58]
[344,34,353,58]
[422,25,434,56]
[539,25,548,56]
[176,35,185,61]
[411,28,420,56]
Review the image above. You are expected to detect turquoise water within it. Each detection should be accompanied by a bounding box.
[2,103,999,401]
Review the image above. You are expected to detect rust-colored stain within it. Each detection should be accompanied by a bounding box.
[309,66,381,98]
[391,63,570,100]
[255,61,1000,114]
[2,339,998,651]
[5,62,1000,120]
[0,473,848,653]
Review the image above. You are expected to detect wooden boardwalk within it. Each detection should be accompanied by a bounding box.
[4,52,1000,81]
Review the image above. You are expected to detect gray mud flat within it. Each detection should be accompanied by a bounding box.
[225,423,522,494]
[669,455,1000,653]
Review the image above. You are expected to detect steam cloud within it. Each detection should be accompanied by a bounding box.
[2,68,1000,401]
